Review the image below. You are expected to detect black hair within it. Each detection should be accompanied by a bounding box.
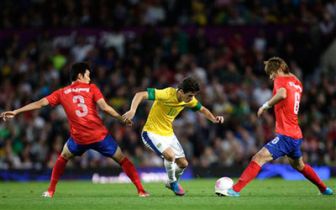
[70,62,90,82]
[178,77,200,93]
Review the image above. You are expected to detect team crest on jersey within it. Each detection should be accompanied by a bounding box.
[157,143,162,148]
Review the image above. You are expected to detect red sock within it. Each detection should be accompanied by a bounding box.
[233,161,261,192]
[120,157,145,193]
[300,164,327,192]
[48,156,68,192]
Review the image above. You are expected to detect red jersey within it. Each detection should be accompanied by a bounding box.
[273,76,303,139]
[46,81,108,144]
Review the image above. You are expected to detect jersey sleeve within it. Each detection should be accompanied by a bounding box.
[46,89,61,107]
[91,84,104,102]
[187,97,202,112]
[147,88,171,101]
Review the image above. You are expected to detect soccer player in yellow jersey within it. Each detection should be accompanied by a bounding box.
[123,77,224,196]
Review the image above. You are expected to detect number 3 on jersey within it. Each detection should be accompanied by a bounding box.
[73,95,88,117]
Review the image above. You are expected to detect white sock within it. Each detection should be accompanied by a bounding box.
[175,165,185,181]
[164,159,177,183]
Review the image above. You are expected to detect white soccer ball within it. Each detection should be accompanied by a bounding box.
[215,177,233,196]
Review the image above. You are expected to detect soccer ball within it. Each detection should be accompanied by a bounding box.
[215,177,233,196]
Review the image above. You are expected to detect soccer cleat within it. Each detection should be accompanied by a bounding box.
[138,191,150,197]
[42,191,54,198]
[321,187,333,195]
[225,188,240,197]
[169,181,185,196]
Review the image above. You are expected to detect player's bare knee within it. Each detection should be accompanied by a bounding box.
[61,145,74,160]
[112,147,125,163]
[177,160,188,169]
[60,152,72,160]
[252,153,268,166]
[251,153,262,163]
[288,160,297,169]
[289,158,305,171]
[164,154,175,162]
[291,163,299,170]
[163,149,175,162]
[294,163,305,171]
[182,160,188,168]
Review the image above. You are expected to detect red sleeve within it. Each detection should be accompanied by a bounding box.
[91,84,104,102]
[46,89,61,107]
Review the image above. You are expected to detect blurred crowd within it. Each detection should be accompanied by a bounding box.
[1,0,336,28]
[0,0,335,170]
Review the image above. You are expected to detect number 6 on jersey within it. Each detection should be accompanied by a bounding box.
[294,92,300,114]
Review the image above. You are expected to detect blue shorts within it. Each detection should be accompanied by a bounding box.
[66,134,118,157]
[264,134,303,160]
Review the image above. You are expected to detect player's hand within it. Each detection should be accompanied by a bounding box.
[0,111,17,122]
[122,110,135,121]
[214,116,224,124]
[124,118,133,127]
[257,107,266,117]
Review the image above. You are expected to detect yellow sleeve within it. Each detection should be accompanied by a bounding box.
[186,97,202,111]
[147,88,172,101]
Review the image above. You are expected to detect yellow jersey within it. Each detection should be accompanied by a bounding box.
[143,87,202,136]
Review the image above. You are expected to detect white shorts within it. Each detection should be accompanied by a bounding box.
[141,131,185,158]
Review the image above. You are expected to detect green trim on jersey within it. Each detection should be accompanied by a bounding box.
[147,88,155,100]
[191,102,202,111]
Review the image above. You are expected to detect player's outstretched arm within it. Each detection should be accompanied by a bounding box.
[0,98,49,121]
[257,87,287,117]
[96,98,132,126]
[198,106,224,124]
[122,91,148,121]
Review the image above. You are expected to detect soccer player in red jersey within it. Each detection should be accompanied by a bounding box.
[0,62,149,198]
[226,57,333,196]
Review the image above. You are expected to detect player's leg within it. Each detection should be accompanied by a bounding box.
[113,147,149,197]
[229,147,273,196]
[287,137,333,195]
[141,131,184,195]
[163,135,187,196]
[43,140,77,198]
[162,148,185,196]
[164,157,188,194]
[172,135,188,181]
[141,131,177,183]
[162,147,177,183]
[288,157,333,195]
[96,134,148,197]
[175,157,188,181]
[163,158,187,185]
[229,135,287,196]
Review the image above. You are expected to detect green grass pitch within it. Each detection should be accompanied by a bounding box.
[0,178,335,210]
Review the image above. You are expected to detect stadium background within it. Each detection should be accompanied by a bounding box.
[0,0,335,181]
